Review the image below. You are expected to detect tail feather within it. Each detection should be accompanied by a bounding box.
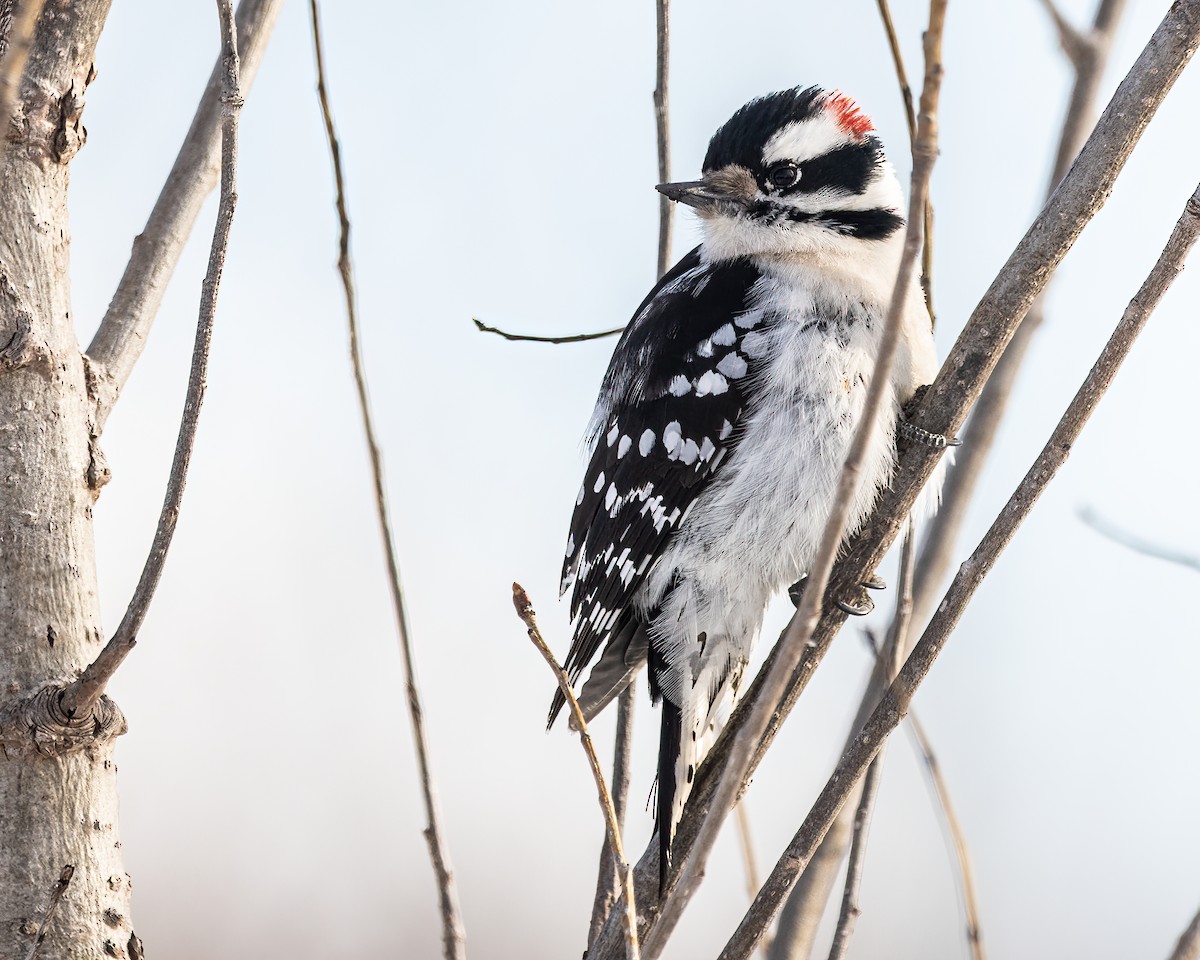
[656,697,682,895]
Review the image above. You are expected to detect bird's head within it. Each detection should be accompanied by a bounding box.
[658,86,905,263]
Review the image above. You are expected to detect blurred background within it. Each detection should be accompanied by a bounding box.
[69,0,1199,957]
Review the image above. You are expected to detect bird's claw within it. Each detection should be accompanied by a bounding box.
[789,577,880,615]
[898,418,960,450]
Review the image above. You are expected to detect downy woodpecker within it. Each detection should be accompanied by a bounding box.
[550,86,947,887]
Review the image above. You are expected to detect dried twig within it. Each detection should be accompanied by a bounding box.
[905,712,985,958]
[60,0,243,719]
[513,584,640,960]
[590,682,637,949]
[1037,0,1093,67]
[653,0,672,277]
[306,2,466,956]
[0,0,45,167]
[588,5,1200,957]
[718,175,1200,960]
[85,0,283,431]
[911,0,1128,629]
[1168,905,1200,960]
[472,317,624,344]
[22,865,74,960]
[641,7,949,958]
[874,0,935,322]
[824,533,915,960]
[1078,506,1200,572]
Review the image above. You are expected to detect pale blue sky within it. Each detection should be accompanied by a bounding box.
[68,1,1200,957]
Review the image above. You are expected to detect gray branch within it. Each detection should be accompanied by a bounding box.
[61,0,244,719]
[85,0,282,431]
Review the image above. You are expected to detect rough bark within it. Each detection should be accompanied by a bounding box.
[0,3,143,959]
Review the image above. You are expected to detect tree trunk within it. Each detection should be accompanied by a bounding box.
[0,3,140,958]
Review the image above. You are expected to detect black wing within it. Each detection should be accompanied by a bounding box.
[549,246,771,723]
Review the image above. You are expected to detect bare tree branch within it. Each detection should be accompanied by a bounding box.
[824,533,915,960]
[514,584,640,960]
[472,317,624,344]
[1168,905,1200,960]
[22,864,74,960]
[304,3,468,956]
[1078,505,1200,572]
[0,0,45,167]
[911,0,1128,629]
[720,173,1200,960]
[60,0,243,719]
[85,0,282,431]
[1037,0,1093,67]
[653,0,672,277]
[874,0,935,322]
[904,712,985,959]
[590,682,638,949]
[589,7,1200,956]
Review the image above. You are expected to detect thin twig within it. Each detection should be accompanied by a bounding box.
[306,2,466,956]
[472,317,624,344]
[642,8,949,958]
[874,0,935,322]
[513,584,640,960]
[905,712,985,959]
[825,533,916,960]
[0,0,44,167]
[1078,506,1200,572]
[589,8,1200,955]
[1037,0,1093,67]
[911,0,1128,629]
[590,682,638,949]
[23,865,74,960]
[1167,905,1200,960]
[718,175,1200,960]
[653,0,672,277]
[60,0,243,719]
[85,0,283,431]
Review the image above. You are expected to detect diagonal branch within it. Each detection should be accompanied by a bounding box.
[720,174,1200,960]
[911,0,1128,630]
[60,0,243,719]
[1078,506,1200,572]
[85,0,282,431]
[305,2,467,957]
[590,681,637,948]
[514,585,640,960]
[588,6,1200,955]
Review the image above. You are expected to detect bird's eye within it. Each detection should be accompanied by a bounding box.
[767,162,800,189]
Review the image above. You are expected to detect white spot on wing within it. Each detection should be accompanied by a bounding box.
[663,422,682,453]
[735,308,765,329]
[712,323,736,346]
[639,429,656,456]
[679,439,699,465]
[719,419,734,440]
[699,437,716,461]
[668,374,691,397]
[695,371,729,396]
[617,435,632,458]
[605,483,618,510]
[717,352,748,379]
[606,422,620,446]
[594,472,605,494]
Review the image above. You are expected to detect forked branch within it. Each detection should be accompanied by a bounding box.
[60,0,244,719]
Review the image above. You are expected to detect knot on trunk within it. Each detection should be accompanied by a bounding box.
[0,685,127,758]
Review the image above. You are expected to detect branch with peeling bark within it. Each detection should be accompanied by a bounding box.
[720,173,1200,960]
[60,0,243,720]
[514,585,640,960]
[588,6,1200,955]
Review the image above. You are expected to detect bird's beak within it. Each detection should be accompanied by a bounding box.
[656,179,741,211]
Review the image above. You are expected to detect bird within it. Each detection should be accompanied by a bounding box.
[548,85,948,889]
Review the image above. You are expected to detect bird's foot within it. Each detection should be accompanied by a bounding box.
[788,576,882,616]
[899,386,961,450]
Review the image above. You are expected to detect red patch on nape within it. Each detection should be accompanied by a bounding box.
[826,92,874,139]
